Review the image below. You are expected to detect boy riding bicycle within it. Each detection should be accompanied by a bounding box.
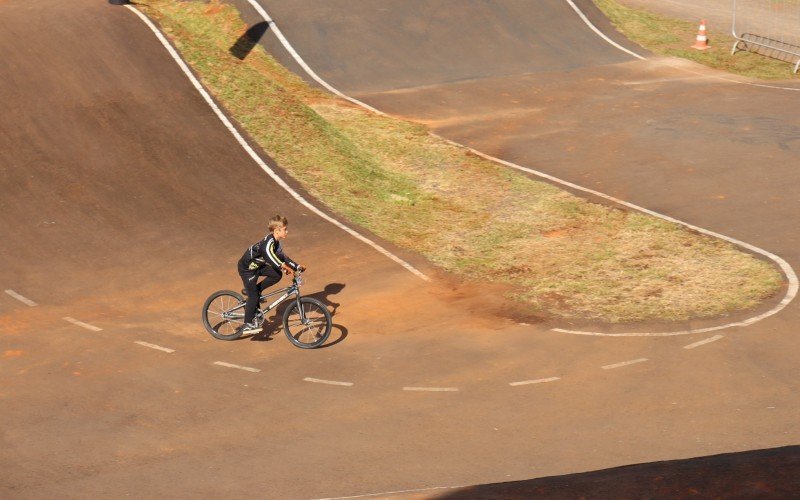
[238,215,304,334]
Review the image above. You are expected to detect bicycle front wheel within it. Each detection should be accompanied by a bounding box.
[202,290,246,340]
[282,297,332,349]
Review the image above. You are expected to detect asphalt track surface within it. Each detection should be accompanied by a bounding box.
[2,0,800,498]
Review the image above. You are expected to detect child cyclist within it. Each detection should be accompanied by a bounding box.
[238,215,304,334]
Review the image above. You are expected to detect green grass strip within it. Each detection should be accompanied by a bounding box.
[140,0,783,322]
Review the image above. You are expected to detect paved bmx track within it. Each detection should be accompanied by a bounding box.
[2,0,800,497]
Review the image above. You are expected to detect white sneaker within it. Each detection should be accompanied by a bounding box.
[242,321,261,334]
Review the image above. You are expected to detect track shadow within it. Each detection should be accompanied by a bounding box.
[247,301,288,342]
[316,323,347,348]
[303,283,345,316]
[436,445,800,499]
[229,22,269,60]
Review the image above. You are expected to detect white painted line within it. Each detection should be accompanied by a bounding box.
[509,376,561,387]
[4,289,37,306]
[244,0,385,115]
[213,361,261,373]
[124,5,429,283]
[662,58,800,93]
[563,0,646,60]
[303,377,354,387]
[402,386,459,392]
[683,335,724,350]
[63,317,102,332]
[551,324,736,337]
[623,75,716,86]
[602,358,648,370]
[465,142,800,337]
[134,341,175,353]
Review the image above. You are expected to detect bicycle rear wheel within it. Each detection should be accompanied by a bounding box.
[282,297,332,349]
[202,290,246,340]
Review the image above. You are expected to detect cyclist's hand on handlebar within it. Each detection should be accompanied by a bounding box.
[297,265,306,273]
[281,263,294,276]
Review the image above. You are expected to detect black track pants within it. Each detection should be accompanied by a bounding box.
[239,266,282,323]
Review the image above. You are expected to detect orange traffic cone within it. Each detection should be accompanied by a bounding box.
[692,19,709,50]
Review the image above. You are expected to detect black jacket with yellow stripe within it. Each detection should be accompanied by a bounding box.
[237,234,298,274]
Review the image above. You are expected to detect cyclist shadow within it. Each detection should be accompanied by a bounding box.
[249,283,347,347]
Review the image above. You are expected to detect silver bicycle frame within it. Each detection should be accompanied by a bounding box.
[257,277,306,321]
[264,290,293,312]
[224,275,305,322]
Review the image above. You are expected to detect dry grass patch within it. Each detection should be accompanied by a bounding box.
[141,0,784,322]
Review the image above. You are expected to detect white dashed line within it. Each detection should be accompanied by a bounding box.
[213,361,261,373]
[63,317,102,332]
[602,358,648,370]
[683,335,724,350]
[402,387,459,392]
[134,341,175,353]
[4,289,37,306]
[509,377,561,387]
[304,377,354,387]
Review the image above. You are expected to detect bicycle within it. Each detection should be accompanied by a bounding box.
[201,271,332,348]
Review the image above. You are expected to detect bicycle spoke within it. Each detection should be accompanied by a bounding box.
[203,292,247,339]
[288,316,324,341]
[281,298,330,348]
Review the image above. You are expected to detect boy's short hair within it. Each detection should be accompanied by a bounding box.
[268,214,288,232]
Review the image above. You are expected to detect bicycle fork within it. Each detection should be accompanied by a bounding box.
[294,296,310,324]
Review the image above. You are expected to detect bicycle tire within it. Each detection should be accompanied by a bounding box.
[282,297,332,349]
[202,290,246,340]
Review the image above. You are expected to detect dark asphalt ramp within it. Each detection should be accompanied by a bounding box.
[0,0,426,314]
[438,446,800,499]
[256,0,640,93]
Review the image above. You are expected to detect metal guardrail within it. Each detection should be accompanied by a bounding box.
[731,0,800,73]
